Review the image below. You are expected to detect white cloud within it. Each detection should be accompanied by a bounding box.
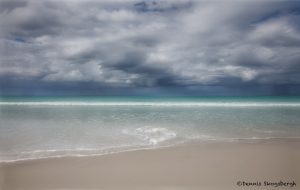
[0,0,300,88]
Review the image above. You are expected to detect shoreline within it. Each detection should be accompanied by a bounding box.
[1,137,300,164]
[1,139,299,190]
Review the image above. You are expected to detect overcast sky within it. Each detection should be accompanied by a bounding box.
[1,0,300,96]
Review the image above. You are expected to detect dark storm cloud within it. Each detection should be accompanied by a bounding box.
[0,1,67,39]
[1,0,300,95]
[0,1,27,13]
[134,0,193,13]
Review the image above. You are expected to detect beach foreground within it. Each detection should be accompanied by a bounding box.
[1,140,299,190]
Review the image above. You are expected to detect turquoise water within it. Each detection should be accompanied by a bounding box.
[0,96,300,162]
[1,96,300,103]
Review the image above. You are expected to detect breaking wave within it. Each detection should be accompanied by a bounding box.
[1,101,300,107]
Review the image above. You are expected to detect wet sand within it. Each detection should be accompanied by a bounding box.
[1,140,300,190]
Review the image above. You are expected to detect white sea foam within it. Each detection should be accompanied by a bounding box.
[123,126,177,145]
[0,144,178,163]
[1,101,300,107]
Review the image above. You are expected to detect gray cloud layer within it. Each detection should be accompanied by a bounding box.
[1,0,300,95]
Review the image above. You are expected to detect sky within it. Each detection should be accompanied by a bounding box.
[0,0,300,96]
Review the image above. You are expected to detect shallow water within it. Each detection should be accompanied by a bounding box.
[0,96,300,162]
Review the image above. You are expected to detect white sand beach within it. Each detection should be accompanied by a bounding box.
[1,140,299,190]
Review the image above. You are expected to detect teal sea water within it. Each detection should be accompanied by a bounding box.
[0,96,300,162]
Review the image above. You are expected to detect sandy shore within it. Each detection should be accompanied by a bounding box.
[1,140,300,190]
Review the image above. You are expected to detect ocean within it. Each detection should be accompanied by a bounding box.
[0,96,300,162]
